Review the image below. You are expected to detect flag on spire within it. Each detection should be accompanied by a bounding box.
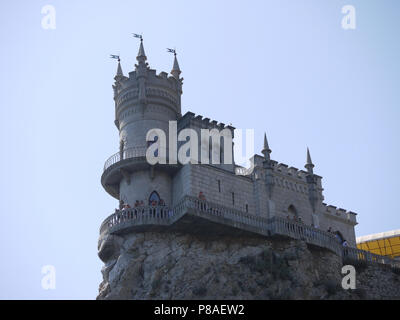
[133,33,146,62]
[110,55,124,79]
[168,48,181,79]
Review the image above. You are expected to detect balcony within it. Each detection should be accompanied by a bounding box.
[99,196,400,269]
[103,146,148,172]
[101,146,179,199]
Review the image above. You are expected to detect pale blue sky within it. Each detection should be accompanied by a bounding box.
[0,0,399,299]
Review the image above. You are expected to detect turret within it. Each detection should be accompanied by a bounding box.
[135,37,148,104]
[305,147,314,175]
[136,38,147,64]
[101,37,184,209]
[262,133,274,198]
[171,52,181,80]
[305,147,318,213]
[115,59,124,80]
[168,48,183,96]
[261,133,271,161]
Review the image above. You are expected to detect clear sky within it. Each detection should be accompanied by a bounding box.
[0,0,399,299]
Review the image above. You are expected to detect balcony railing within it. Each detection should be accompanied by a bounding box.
[342,246,399,267]
[186,196,271,231]
[103,146,147,171]
[268,216,343,256]
[100,205,174,234]
[100,196,399,269]
[103,146,171,172]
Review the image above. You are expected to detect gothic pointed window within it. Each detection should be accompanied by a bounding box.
[335,231,345,243]
[149,191,161,206]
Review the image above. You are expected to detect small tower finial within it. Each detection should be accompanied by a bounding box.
[133,33,146,63]
[262,132,272,160]
[305,147,314,174]
[110,54,124,79]
[167,48,181,80]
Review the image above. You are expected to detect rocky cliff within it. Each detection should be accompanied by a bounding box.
[97,231,400,300]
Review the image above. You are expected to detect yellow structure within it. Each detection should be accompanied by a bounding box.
[357,230,400,260]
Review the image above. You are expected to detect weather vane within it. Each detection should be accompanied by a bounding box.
[167,48,177,56]
[110,54,120,62]
[132,33,143,41]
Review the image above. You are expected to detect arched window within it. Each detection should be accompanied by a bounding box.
[335,231,345,243]
[148,191,161,206]
[288,205,298,218]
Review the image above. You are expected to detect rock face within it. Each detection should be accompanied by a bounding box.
[97,232,400,300]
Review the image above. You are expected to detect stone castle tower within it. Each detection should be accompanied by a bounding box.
[104,38,183,209]
[98,40,360,298]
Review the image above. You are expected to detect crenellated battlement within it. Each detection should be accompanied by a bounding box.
[121,68,181,90]
[247,154,325,199]
[322,203,357,225]
[178,111,235,133]
[273,162,321,180]
[112,67,182,122]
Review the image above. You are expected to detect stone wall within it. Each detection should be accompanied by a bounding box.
[97,231,400,300]
[168,162,357,245]
[120,170,173,207]
[188,164,256,215]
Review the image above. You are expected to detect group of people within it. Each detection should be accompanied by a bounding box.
[327,227,348,247]
[116,198,166,212]
[286,214,303,224]
[117,192,348,248]
[129,199,166,207]
[150,199,165,206]
[134,200,144,207]
[114,203,131,213]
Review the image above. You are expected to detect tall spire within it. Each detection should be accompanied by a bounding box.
[305,147,314,174]
[115,60,124,79]
[262,132,274,199]
[171,53,181,80]
[133,34,148,104]
[110,54,124,80]
[133,34,147,65]
[137,40,146,60]
[262,132,272,160]
[167,48,181,80]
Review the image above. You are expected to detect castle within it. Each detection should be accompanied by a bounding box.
[99,38,358,255]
